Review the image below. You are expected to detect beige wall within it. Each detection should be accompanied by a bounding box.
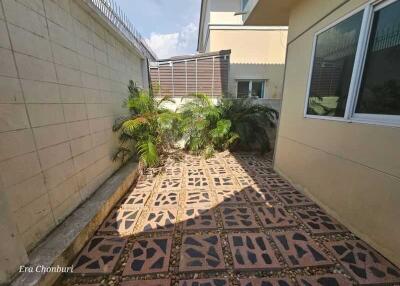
[208,29,287,99]
[274,0,400,266]
[0,0,146,281]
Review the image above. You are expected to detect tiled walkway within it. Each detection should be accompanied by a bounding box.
[61,152,400,286]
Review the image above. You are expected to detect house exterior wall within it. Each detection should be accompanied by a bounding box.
[198,0,287,106]
[274,0,400,266]
[208,28,287,101]
[0,0,147,281]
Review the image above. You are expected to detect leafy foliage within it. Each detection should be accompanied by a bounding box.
[179,94,239,157]
[113,81,181,167]
[219,98,279,153]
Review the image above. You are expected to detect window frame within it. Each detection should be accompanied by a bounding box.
[236,79,266,99]
[304,0,400,127]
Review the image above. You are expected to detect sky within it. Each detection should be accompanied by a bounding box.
[114,0,202,59]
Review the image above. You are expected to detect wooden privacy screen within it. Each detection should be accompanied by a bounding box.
[149,50,230,97]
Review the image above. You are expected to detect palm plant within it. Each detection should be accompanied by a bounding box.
[179,94,238,157]
[219,98,279,153]
[113,81,181,167]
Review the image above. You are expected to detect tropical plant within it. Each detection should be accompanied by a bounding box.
[113,81,181,167]
[179,93,239,157]
[219,98,279,153]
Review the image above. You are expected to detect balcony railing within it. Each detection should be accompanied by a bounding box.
[88,0,157,60]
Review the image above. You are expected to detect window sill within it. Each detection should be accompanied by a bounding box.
[303,114,400,128]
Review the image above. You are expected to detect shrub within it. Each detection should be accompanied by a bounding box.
[113,81,181,167]
[179,93,238,157]
[219,98,279,153]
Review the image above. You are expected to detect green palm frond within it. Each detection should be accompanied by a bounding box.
[121,116,149,135]
[136,138,159,167]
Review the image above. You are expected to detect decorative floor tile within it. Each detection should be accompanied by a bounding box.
[179,278,229,286]
[228,233,281,271]
[239,278,293,286]
[216,189,247,204]
[121,279,171,286]
[295,208,347,234]
[254,206,296,228]
[179,234,225,272]
[265,177,292,189]
[211,176,236,188]
[159,178,182,191]
[120,192,150,208]
[208,166,229,176]
[152,192,179,208]
[142,209,177,232]
[185,158,202,167]
[220,206,259,229]
[296,274,352,286]
[73,236,126,274]
[123,237,172,275]
[248,167,277,177]
[186,176,210,189]
[272,231,333,268]
[164,167,183,177]
[244,187,275,203]
[228,164,247,174]
[235,175,256,187]
[276,190,315,207]
[182,208,217,230]
[205,158,223,166]
[187,168,206,176]
[135,177,156,192]
[99,208,141,234]
[326,240,400,285]
[185,190,212,206]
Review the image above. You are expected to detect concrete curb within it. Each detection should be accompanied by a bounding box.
[11,161,139,286]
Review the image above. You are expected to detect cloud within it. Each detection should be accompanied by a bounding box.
[146,22,198,59]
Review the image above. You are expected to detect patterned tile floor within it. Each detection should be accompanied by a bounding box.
[60,152,400,286]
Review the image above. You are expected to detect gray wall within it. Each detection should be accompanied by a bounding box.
[0,0,147,281]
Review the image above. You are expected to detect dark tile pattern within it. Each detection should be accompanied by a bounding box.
[159,178,182,191]
[255,206,296,228]
[295,208,347,234]
[120,192,150,208]
[239,278,294,286]
[73,236,126,273]
[244,187,275,203]
[326,240,400,285]
[142,209,177,232]
[152,192,179,208]
[185,190,212,206]
[216,189,247,204]
[182,208,217,230]
[272,231,333,268]
[228,233,281,270]
[99,208,141,234]
[220,206,259,229]
[123,237,172,275]
[65,152,400,285]
[179,278,229,286]
[296,274,352,286]
[276,190,315,207]
[179,234,225,272]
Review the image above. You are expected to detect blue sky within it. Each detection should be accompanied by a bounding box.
[114,0,202,58]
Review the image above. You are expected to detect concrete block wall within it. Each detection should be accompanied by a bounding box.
[0,0,147,281]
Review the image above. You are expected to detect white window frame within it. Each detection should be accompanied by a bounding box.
[304,0,400,127]
[236,79,266,99]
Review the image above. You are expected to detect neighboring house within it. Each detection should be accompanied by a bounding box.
[197,0,288,110]
[243,0,400,266]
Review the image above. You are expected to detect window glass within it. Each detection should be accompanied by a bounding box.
[241,0,249,10]
[307,12,363,117]
[251,81,264,98]
[355,1,400,115]
[237,81,250,98]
